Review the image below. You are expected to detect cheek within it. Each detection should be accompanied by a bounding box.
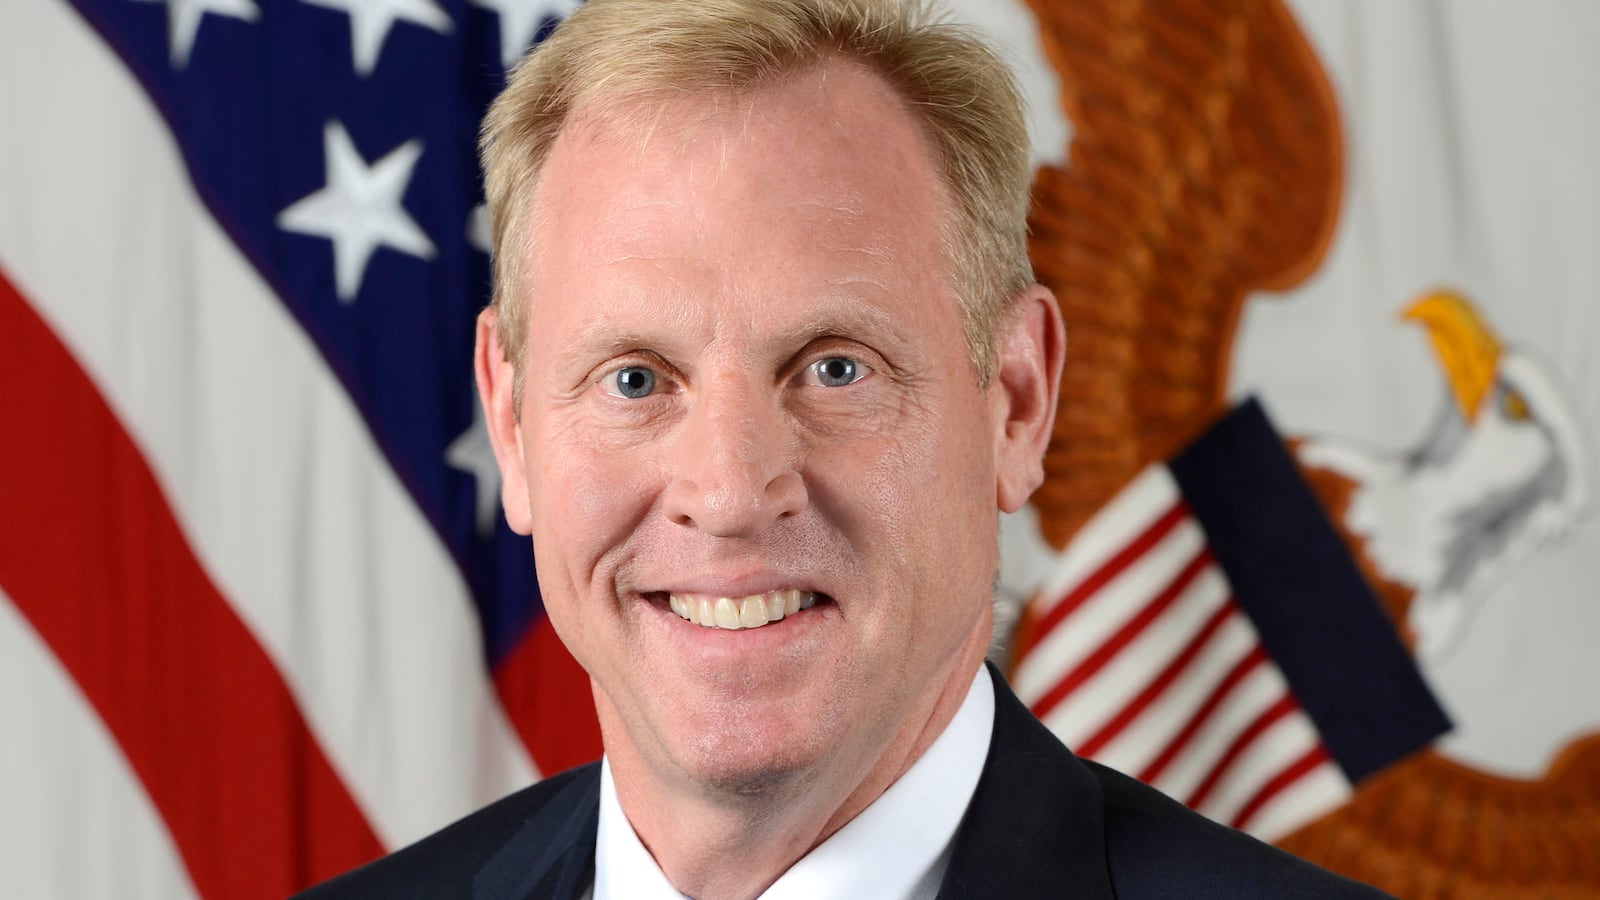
[811,396,994,578]
[864,399,997,595]
[527,419,660,589]
[866,396,991,516]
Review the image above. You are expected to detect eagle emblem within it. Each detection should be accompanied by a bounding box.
[982,0,1600,894]
[1301,291,1593,660]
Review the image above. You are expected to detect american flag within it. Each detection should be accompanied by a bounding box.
[1011,401,1452,842]
[0,2,1459,897]
[0,1,598,897]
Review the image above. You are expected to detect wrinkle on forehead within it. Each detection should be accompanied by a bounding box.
[559,59,928,196]
[513,56,961,322]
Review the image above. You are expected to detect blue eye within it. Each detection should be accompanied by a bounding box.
[604,365,657,399]
[809,357,864,387]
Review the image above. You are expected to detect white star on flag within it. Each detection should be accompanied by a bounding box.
[133,0,260,68]
[467,203,491,255]
[276,121,437,303]
[446,402,502,536]
[298,0,452,76]
[469,0,583,68]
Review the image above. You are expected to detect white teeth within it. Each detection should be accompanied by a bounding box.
[667,591,819,630]
[739,595,769,628]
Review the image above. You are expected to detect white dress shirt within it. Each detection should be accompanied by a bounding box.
[589,665,995,900]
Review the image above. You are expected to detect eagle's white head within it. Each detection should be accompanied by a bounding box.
[1299,292,1593,659]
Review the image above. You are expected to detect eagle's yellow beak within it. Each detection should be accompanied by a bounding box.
[1403,291,1503,424]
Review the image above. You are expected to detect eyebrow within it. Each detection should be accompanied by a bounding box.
[545,279,919,369]
[772,295,906,347]
[544,318,676,377]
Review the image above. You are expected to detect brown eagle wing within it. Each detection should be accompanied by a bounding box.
[1279,734,1600,898]
[1024,0,1342,550]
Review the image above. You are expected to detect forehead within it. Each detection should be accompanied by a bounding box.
[520,60,955,323]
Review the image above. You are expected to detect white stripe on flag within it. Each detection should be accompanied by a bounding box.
[1013,516,1206,703]
[1193,707,1325,826]
[1090,608,1258,776]
[1150,661,1289,802]
[1245,757,1350,842]
[1033,465,1180,605]
[0,1,535,849]
[1038,565,1230,745]
[0,592,200,900]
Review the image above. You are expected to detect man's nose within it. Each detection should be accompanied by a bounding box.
[662,382,808,537]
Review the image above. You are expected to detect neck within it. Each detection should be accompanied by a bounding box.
[599,647,986,900]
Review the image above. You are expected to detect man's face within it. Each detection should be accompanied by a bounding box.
[482,61,1051,796]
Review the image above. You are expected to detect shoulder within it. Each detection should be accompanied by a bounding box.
[1086,760,1389,899]
[294,763,600,899]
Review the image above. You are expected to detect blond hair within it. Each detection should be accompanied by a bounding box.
[480,0,1033,392]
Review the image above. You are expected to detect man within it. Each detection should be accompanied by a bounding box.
[303,1,1389,896]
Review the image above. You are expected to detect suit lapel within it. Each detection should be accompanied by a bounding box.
[474,763,602,900]
[938,664,1117,899]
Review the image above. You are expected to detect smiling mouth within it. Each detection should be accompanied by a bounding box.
[666,590,820,630]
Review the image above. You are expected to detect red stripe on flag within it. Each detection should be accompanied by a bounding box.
[1074,599,1237,759]
[1030,545,1214,721]
[1184,693,1297,810]
[1028,501,1188,646]
[493,614,603,776]
[1137,645,1268,784]
[1229,744,1333,832]
[0,269,384,898]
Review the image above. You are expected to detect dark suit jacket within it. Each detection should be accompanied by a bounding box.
[299,665,1391,898]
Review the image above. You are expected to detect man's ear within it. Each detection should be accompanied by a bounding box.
[992,284,1066,513]
[475,306,535,535]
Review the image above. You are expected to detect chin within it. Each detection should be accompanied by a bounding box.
[669,711,838,798]
[698,763,806,799]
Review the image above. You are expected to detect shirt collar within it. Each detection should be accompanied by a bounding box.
[592,664,994,900]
